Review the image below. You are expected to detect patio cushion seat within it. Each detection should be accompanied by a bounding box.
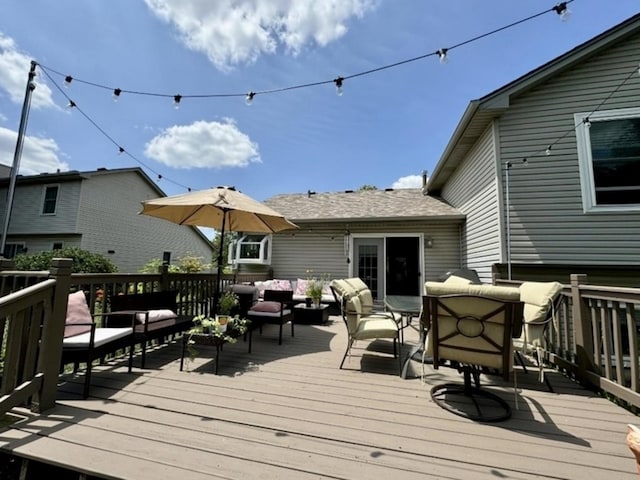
[63,327,133,348]
[247,290,294,345]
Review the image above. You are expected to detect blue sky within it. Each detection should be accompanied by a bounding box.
[1,1,639,202]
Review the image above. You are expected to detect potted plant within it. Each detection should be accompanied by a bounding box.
[217,290,239,331]
[305,276,325,308]
[186,314,251,361]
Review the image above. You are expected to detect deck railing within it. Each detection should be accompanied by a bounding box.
[2,262,639,413]
[496,274,640,409]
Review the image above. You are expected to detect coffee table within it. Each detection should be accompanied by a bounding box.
[293,303,329,324]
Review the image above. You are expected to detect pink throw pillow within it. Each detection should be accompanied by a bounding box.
[250,301,282,313]
[294,279,308,296]
[271,279,292,291]
[64,291,94,338]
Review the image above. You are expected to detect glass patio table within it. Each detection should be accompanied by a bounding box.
[384,295,425,379]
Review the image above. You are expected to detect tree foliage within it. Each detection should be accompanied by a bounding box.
[14,247,118,273]
[359,184,378,191]
[139,254,210,273]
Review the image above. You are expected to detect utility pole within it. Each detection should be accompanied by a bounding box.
[0,61,37,256]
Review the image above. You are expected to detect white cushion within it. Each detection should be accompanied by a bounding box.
[63,327,132,348]
[135,309,177,323]
[354,317,398,340]
[520,282,563,324]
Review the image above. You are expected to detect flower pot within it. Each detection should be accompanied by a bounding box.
[312,298,321,309]
[217,315,229,333]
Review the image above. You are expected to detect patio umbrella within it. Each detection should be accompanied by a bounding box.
[140,186,298,311]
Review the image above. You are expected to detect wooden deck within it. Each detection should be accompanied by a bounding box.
[0,316,638,479]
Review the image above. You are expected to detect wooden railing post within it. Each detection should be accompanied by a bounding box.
[160,264,170,292]
[35,258,73,412]
[571,274,597,382]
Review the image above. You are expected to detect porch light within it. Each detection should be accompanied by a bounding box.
[437,49,448,64]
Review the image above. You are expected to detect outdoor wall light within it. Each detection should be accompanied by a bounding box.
[426,237,434,248]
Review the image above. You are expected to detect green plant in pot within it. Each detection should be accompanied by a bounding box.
[217,290,239,330]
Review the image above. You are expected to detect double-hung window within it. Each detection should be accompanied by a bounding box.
[575,107,640,212]
[42,185,59,215]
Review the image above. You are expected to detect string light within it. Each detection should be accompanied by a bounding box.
[545,146,552,155]
[33,1,582,194]
[38,2,575,107]
[334,77,344,96]
[583,117,591,128]
[553,2,571,21]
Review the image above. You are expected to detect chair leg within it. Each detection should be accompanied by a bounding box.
[339,339,354,369]
[278,323,283,345]
[515,350,529,373]
[290,319,294,338]
[83,359,92,399]
[140,341,147,369]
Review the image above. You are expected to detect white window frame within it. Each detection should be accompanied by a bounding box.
[41,184,60,215]
[575,107,640,213]
[228,234,272,266]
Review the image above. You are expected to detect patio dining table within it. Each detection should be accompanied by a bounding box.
[384,295,424,379]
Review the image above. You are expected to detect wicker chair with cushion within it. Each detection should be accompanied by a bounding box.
[423,284,523,422]
[246,289,294,345]
[62,291,134,398]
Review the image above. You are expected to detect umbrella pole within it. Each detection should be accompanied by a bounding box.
[212,209,228,315]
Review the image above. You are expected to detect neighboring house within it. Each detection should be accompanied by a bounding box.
[427,13,640,286]
[257,184,464,300]
[0,167,214,272]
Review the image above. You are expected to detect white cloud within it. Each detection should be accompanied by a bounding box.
[143,0,377,71]
[0,126,69,174]
[392,174,423,189]
[144,119,261,169]
[0,33,56,110]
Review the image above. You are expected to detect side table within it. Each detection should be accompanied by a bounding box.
[180,328,251,374]
[293,303,329,324]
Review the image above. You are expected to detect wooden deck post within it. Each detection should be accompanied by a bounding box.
[35,258,72,412]
[570,274,597,383]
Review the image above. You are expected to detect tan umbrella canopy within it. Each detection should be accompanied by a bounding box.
[140,186,297,233]
[140,186,298,311]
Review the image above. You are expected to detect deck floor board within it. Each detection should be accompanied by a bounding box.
[0,317,637,479]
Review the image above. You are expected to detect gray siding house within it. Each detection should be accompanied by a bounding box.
[261,187,464,300]
[0,167,213,272]
[427,13,640,286]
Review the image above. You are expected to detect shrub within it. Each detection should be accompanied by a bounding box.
[13,247,118,273]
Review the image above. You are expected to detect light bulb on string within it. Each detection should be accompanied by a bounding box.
[245,92,255,106]
[118,147,125,155]
[583,117,591,128]
[334,77,344,96]
[113,88,122,101]
[553,2,571,21]
[64,75,73,88]
[173,95,182,109]
[437,49,449,64]
[67,100,76,109]
[545,146,552,156]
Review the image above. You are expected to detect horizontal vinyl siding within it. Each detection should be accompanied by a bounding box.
[500,31,640,266]
[77,172,213,272]
[2,181,81,234]
[441,124,500,283]
[270,220,463,282]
